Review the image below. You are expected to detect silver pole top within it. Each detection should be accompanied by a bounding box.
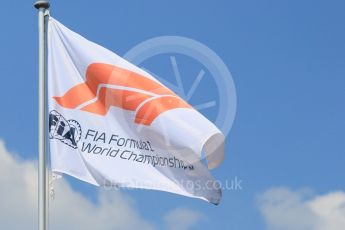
[34,0,50,9]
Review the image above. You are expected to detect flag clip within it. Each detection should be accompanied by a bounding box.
[44,9,50,17]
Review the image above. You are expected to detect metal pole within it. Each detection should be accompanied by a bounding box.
[34,1,50,230]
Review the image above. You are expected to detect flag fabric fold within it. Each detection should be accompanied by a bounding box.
[48,17,225,204]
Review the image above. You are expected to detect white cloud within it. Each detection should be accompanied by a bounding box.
[0,140,204,230]
[49,180,155,230]
[164,207,204,230]
[0,142,153,230]
[308,192,345,230]
[0,140,154,230]
[257,187,345,230]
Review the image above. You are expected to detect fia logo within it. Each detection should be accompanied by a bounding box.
[49,110,82,149]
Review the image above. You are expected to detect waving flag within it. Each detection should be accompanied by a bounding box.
[48,17,225,204]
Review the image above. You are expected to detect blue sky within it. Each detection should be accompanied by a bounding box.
[0,0,344,229]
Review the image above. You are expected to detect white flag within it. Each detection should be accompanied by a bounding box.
[48,17,225,204]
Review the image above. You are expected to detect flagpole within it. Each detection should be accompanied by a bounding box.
[34,1,50,230]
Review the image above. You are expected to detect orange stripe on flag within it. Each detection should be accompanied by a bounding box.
[135,96,191,125]
[81,88,152,116]
[53,63,192,125]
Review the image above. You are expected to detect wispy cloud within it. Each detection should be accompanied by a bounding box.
[257,187,345,230]
[164,207,204,230]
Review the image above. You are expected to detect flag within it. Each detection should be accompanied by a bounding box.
[47,17,225,204]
